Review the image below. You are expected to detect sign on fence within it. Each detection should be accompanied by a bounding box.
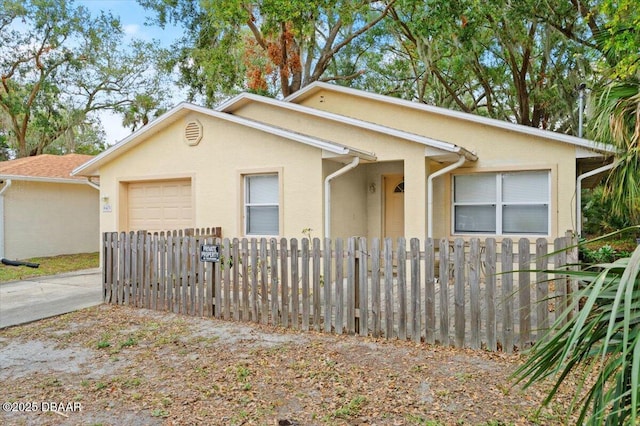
[200,244,220,262]
[103,232,578,353]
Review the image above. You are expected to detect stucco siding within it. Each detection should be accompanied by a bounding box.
[233,102,430,239]
[297,90,577,240]
[99,112,324,239]
[3,180,99,259]
[323,161,368,240]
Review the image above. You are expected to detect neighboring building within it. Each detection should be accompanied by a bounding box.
[72,82,616,242]
[0,154,99,259]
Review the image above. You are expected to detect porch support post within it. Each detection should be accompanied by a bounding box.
[404,153,427,239]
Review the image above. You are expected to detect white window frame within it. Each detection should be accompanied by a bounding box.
[243,172,280,236]
[451,170,551,236]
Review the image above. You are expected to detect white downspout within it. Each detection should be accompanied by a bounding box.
[324,157,360,239]
[85,177,100,190]
[427,155,465,239]
[0,179,13,258]
[576,160,617,237]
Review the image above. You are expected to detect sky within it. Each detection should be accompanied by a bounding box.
[76,0,184,145]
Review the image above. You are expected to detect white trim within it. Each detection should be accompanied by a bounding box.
[451,170,551,236]
[0,179,12,258]
[0,175,91,185]
[286,82,618,155]
[72,103,376,177]
[219,93,478,161]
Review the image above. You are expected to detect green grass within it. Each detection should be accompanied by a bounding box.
[0,252,98,282]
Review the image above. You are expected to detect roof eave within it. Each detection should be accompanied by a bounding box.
[287,82,618,155]
[0,175,90,184]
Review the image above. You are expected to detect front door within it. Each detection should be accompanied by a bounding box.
[384,174,404,243]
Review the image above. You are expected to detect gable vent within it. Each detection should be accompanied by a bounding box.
[184,119,203,146]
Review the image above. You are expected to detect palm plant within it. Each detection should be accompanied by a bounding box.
[589,77,640,224]
[513,227,640,425]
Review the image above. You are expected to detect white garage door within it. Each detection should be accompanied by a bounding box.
[128,180,193,232]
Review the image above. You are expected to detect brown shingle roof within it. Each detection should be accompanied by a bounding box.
[0,154,95,181]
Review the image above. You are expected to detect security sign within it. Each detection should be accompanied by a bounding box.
[200,244,220,262]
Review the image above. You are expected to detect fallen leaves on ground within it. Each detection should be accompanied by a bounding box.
[0,305,575,425]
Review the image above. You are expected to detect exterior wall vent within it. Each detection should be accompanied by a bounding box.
[184,119,203,146]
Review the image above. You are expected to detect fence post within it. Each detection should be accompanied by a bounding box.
[485,238,497,352]
[518,238,531,348]
[384,238,394,339]
[280,237,289,328]
[312,238,321,331]
[233,238,240,321]
[469,238,481,350]
[270,238,279,326]
[291,238,299,330]
[103,233,112,303]
[358,237,368,337]
[554,237,568,326]
[241,238,250,321]
[439,238,450,347]
[371,238,381,338]
[301,238,310,331]
[502,238,514,353]
[335,238,344,334]
[397,237,407,341]
[323,238,332,333]
[410,238,421,343]
[259,238,268,323]
[250,238,259,322]
[425,238,435,345]
[454,238,465,348]
[536,238,549,341]
[347,237,356,335]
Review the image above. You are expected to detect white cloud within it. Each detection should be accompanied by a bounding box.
[123,24,140,37]
[98,110,131,146]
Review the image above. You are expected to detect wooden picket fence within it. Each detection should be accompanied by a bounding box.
[102,231,577,352]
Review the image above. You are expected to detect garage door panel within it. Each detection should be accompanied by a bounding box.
[128,180,193,232]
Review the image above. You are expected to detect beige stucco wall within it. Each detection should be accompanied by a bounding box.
[231,102,429,239]
[97,112,324,240]
[2,180,99,259]
[295,89,578,240]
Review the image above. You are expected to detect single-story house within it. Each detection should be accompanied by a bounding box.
[72,82,616,242]
[0,154,100,259]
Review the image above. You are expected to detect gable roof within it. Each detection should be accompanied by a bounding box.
[73,103,377,177]
[0,154,95,183]
[286,82,618,156]
[218,93,478,162]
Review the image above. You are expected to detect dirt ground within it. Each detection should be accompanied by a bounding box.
[0,305,572,426]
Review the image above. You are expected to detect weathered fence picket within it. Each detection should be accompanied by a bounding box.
[102,231,577,352]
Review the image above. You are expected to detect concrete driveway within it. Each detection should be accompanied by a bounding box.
[0,268,102,329]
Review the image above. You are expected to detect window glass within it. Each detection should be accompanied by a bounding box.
[502,205,548,234]
[454,174,496,203]
[454,205,497,233]
[452,170,550,235]
[245,174,279,235]
[247,175,279,204]
[246,206,279,235]
[502,171,549,203]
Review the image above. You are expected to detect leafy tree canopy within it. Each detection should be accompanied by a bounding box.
[139,0,396,104]
[0,0,168,158]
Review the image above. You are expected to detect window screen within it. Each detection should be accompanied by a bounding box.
[245,174,279,235]
[453,171,550,235]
